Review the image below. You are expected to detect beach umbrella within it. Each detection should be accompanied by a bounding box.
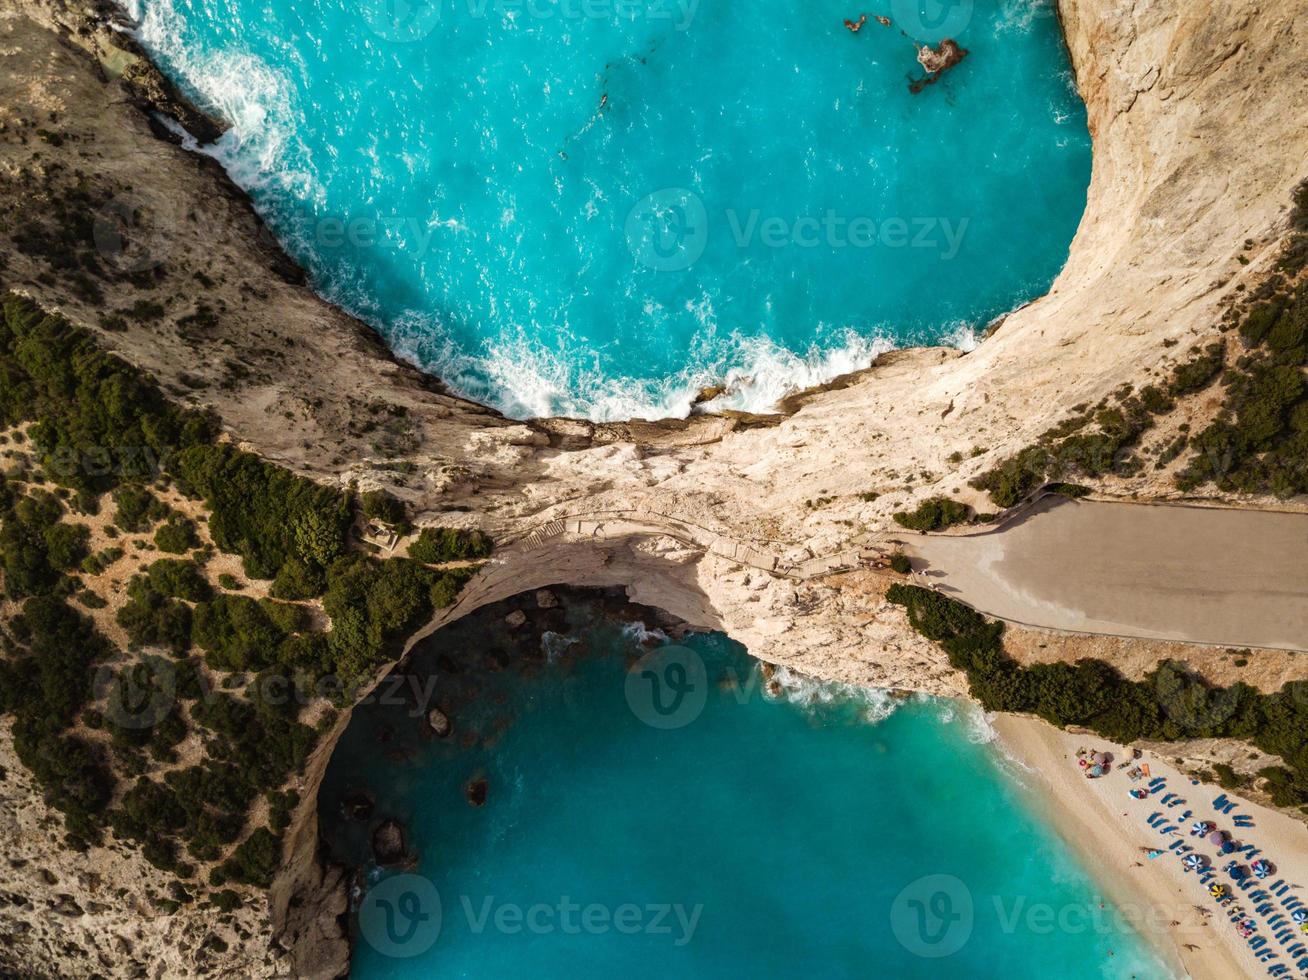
[1093,752,1109,765]
[1292,909,1308,924]
[1089,764,1105,777]
[1208,830,1225,846]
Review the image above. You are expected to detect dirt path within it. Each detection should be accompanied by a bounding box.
[904,499,1308,652]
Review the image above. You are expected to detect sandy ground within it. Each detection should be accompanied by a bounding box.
[995,715,1308,980]
[908,499,1308,651]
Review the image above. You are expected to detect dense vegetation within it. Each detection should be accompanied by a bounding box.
[1175,277,1308,496]
[969,349,1218,508]
[892,495,972,531]
[0,294,486,892]
[887,585,1308,810]
[0,294,215,494]
[407,525,494,563]
[173,443,351,584]
[972,179,1308,507]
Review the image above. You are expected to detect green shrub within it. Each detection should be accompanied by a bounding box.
[407,526,493,563]
[154,517,199,554]
[0,295,215,495]
[888,553,912,574]
[216,827,282,888]
[209,890,242,912]
[192,594,284,672]
[360,489,406,526]
[117,579,193,654]
[0,488,67,596]
[269,557,326,600]
[43,522,90,570]
[1047,483,1092,499]
[0,596,115,843]
[969,446,1049,509]
[74,588,107,609]
[113,487,169,533]
[892,496,972,532]
[144,559,212,602]
[1168,342,1225,396]
[81,546,124,575]
[259,598,309,635]
[1212,763,1243,790]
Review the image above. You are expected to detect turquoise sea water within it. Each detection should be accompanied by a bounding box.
[126,0,1090,419]
[319,598,1175,978]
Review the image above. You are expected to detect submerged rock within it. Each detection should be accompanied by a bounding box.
[371,819,407,865]
[535,589,559,609]
[465,778,488,808]
[341,790,374,822]
[505,610,527,628]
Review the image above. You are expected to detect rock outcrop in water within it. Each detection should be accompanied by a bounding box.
[910,39,968,92]
[427,707,453,738]
[916,38,967,74]
[371,819,408,865]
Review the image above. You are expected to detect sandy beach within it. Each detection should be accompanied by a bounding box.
[995,715,1308,980]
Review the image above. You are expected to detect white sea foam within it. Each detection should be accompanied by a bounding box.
[995,0,1055,35]
[620,621,668,645]
[765,666,901,726]
[539,631,578,665]
[385,311,922,421]
[123,0,313,197]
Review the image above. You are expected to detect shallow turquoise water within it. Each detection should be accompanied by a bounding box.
[127,0,1090,419]
[319,600,1173,978]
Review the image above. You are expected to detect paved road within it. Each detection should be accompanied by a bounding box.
[904,498,1308,652]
